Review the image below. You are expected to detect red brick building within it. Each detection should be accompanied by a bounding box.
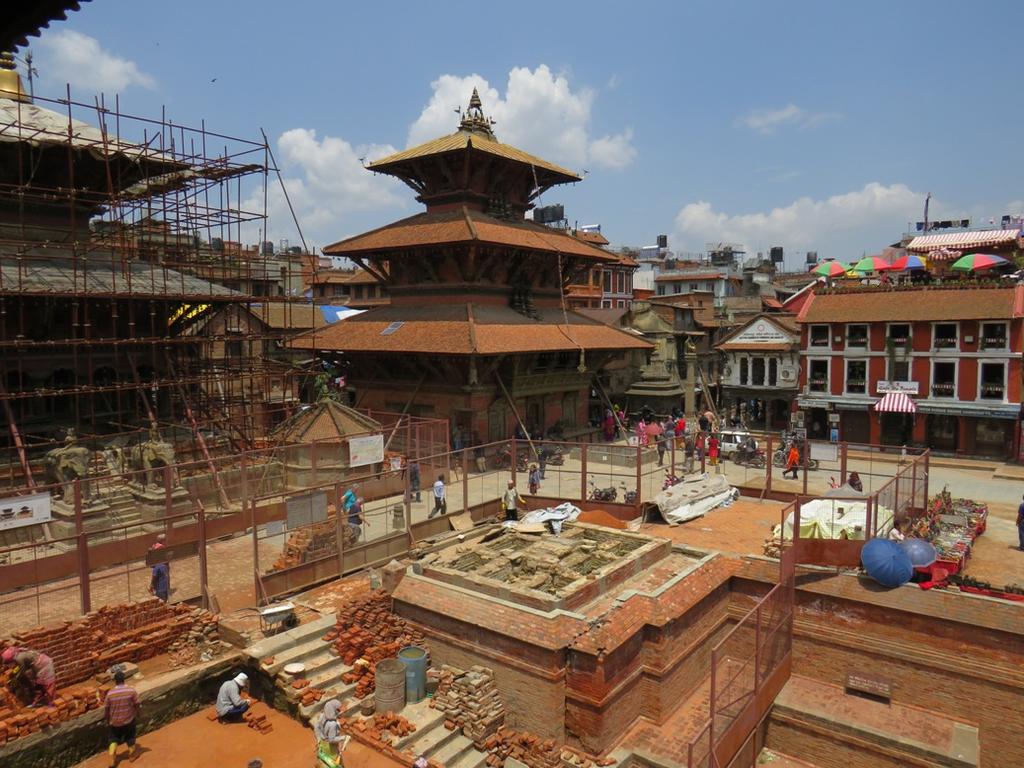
[795,284,1024,458]
[290,91,649,441]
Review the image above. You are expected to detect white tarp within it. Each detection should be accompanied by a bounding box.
[650,473,739,525]
[512,502,581,534]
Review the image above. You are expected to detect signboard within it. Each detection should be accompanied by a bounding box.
[799,399,831,409]
[877,381,919,395]
[0,492,51,531]
[349,434,385,468]
[828,413,841,424]
[729,320,794,345]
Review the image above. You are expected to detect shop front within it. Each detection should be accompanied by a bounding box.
[926,414,958,453]
[872,391,917,448]
[840,410,871,444]
[969,417,1016,459]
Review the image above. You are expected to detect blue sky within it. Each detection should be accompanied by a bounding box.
[17,0,1024,267]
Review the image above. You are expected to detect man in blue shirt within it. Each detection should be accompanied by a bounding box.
[341,485,358,514]
[1017,494,1024,551]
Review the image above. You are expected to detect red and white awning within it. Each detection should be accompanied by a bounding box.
[906,229,1020,253]
[874,392,917,413]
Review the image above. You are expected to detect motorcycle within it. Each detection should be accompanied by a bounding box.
[541,445,566,466]
[771,446,819,471]
[733,447,766,469]
[493,447,529,472]
[622,488,638,505]
[588,481,617,502]
[662,471,681,490]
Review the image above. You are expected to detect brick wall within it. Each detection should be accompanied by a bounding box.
[7,600,218,687]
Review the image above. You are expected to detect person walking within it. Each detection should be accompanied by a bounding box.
[105,669,140,766]
[656,430,667,467]
[537,447,547,480]
[408,460,421,503]
[784,443,800,480]
[708,434,720,467]
[348,497,367,542]
[430,475,446,518]
[528,464,541,495]
[149,559,170,602]
[1017,494,1024,551]
[2,646,56,707]
[314,698,349,768]
[684,433,695,474]
[501,480,525,522]
[215,672,250,722]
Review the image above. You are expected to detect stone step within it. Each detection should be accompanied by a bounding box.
[247,613,337,667]
[448,746,490,768]
[430,732,478,766]
[407,719,461,760]
[394,701,446,750]
[297,684,358,722]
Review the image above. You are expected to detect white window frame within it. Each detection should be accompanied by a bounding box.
[886,322,912,347]
[845,358,869,395]
[980,322,1009,351]
[931,321,959,353]
[807,357,830,394]
[887,357,911,383]
[809,324,831,350]
[846,323,869,349]
[977,359,1007,402]
[930,359,958,399]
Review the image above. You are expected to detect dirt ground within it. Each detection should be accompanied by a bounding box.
[73,705,404,768]
[959,500,1024,588]
[638,497,785,556]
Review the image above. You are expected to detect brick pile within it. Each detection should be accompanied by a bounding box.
[0,679,106,745]
[338,713,441,768]
[431,665,505,742]
[205,701,274,735]
[270,510,356,572]
[324,592,425,698]
[479,728,615,768]
[7,599,219,687]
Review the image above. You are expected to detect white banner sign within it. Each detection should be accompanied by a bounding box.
[349,434,385,468]
[731,320,793,344]
[0,492,52,530]
[877,381,919,395]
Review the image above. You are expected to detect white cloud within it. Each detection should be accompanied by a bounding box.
[407,66,635,171]
[673,183,932,261]
[739,103,840,134]
[254,129,406,250]
[37,30,155,94]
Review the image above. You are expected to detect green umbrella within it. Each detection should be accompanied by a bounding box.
[852,256,893,273]
[950,253,1009,271]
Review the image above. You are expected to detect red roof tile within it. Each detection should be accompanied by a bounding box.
[798,285,1024,323]
[653,272,724,283]
[323,208,616,262]
[288,302,651,355]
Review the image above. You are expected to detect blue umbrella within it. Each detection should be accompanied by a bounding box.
[900,537,937,567]
[860,538,914,587]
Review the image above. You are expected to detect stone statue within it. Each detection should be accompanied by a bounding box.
[43,431,92,499]
[111,423,177,489]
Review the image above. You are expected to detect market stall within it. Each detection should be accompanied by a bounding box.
[910,489,988,576]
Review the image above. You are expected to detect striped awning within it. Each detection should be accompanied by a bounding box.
[874,392,917,413]
[906,229,1020,253]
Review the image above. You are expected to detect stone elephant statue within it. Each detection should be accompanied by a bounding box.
[43,441,92,499]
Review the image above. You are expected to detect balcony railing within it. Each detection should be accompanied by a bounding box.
[931,382,955,397]
[810,338,829,347]
[846,380,866,393]
[933,337,958,349]
[809,378,827,392]
[981,337,1007,350]
[980,384,1005,399]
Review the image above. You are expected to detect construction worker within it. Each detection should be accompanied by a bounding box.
[104,669,141,766]
[215,672,250,722]
[315,698,350,767]
[501,480,525,522]
[2,646,56,707]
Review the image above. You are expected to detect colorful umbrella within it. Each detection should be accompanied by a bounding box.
[950,253,1009,271]
[852,256,893,273]
[890,254,926,271]
[810,261,849,278]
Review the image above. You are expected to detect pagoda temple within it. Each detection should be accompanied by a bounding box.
[292,90,650,441]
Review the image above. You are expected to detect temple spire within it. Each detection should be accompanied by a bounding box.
[458,88,495,138]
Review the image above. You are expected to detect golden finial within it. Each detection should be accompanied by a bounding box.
[459,87,494,138]
[0,52,30,103]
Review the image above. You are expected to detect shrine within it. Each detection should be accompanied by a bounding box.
[292,90,650,441]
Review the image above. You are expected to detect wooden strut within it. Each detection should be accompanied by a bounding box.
[0,377,35,488]
[383,372,428,454]
[591,375,626,433]
[494,372,538,459]
[162,350,231,508]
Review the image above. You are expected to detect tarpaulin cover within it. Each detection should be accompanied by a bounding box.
[861,538,914,587]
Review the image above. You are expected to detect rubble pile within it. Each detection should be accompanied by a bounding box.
[480,727,615,768]
[339,712,441,768]
[323,592,425,697]
[431,665,505,742]
[0,678,105,745]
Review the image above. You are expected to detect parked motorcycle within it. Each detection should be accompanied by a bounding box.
[541,445,566,466]
[622,488,638,505]
[588,481,617,502]
[771,445,819,471]
[733,448,767,469]
[493,447,529,472]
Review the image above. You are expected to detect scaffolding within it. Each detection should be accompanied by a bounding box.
[0,84,315,493]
